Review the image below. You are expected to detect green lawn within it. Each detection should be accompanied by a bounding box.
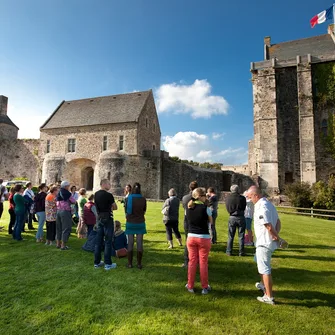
[0,201,334,335]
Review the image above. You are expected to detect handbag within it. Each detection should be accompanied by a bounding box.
[116,248,128,258]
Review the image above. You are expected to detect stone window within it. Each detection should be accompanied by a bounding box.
[119,135,124,150]
[153,122,156,133]
[68,138,76,153]
[46,140,50,153]
[152,144,156,150]
[321,119,328,137]
[145,117,148,128]
[103,136,108,151]
[146,162,151,168]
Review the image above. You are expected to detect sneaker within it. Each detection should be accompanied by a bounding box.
[185,284,194,293]
[45,242,50,246]
[245,242,254,246]
[202,285,212,295]
[257,295,275,305]
[255,282,266,294]
[104,263,117,270]
[94,262,104,269]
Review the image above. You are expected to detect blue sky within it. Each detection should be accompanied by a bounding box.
[0,0,332,164]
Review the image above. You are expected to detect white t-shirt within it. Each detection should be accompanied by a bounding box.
[0,184,8,203]
[244,198,254,218]
[254,197,279,251]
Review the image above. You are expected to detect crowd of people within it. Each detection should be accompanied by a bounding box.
[0,177,284,304]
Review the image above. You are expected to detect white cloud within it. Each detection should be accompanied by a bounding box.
[162,131,247,165]
[8,103,49,139]
[196,150,212,159]
[212,132,225,140]
[156,79,229,118]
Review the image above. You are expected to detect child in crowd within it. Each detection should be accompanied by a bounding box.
[83,194,98,237]
[112,220,128,258]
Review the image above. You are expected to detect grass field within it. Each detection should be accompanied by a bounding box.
[0,200,334,335]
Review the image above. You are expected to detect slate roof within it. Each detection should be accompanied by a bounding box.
[41,90,152,130]
[0,115,19,129]
[269,34,335,60]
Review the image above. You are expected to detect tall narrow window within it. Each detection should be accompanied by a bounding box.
[46,140,50,153]
[152,144,156,150]
[119,135,124,150]
[321,119,328,137]
[153,123,156,133]
[68,138,76,152]
[145,117,148,128]
[103,136,108,151]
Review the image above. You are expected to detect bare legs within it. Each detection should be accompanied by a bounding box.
[260,274,273,298]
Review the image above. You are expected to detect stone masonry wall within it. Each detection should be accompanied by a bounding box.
[40,123,138,160]
[275,67,300,190]
[137,92,161,154]
[0,123,18,141]
[0,139,42,184]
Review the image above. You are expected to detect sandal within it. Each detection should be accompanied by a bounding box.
[60,246,70,250]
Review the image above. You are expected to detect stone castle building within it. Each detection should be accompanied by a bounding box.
[0,91,253,198]
[223,25,335,193]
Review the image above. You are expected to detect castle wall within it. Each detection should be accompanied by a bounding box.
[0,139,42,184]
[137,93,161,154]
[40,123,138,160]
[251,68,279,192]
[0,123,18,141]
[275,67,300,190]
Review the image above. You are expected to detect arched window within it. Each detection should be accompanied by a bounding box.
[321,119,328,137]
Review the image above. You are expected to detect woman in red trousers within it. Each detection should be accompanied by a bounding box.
[185,187,213,295]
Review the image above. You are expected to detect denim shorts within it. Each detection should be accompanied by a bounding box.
[245,218,252,230]
[255,246,273,275]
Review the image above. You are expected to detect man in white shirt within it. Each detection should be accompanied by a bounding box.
[247,186,281,305]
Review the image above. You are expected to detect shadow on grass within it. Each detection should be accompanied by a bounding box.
[289,244,335,250]
[273,254,335,262]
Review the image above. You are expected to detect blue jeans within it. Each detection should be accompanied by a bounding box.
[94,216,114,265]
[226,216,246,255]
[87,225,94,237]
[35,211,46,240]
[13,210,25,240]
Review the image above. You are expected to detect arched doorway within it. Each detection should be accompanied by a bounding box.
[82,167,94,190]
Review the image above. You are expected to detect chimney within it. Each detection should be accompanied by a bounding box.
[0,95,8,116]
[264,36,271,60]
[328,24,335,44]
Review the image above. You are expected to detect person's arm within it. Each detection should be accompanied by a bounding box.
[264,223,279,241]
[112,202,117,211]
[275,219,281,234]
[206,207,213,224]
[69,195,77,204]
[144,198,147,214]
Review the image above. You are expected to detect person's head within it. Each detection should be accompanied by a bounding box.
[79,188,87,196]
[114,220,121,232]
[71,185,77,193]
[124,184,132,195]
[189,181,198,192]
[243,190,249,199]
[230,184,239,194]
[38,183,47,193]
[14,184,23,193]
[100,179,111,191]
[247,186,262,204]
[168,188,176,197]
[188,187,207,208]
[61,181,70,190]
[88,194,94,201]
[48,183,54,190]
[10,186,15,194]
[132,182,141,194]
[207,187,215,195]
[50,186,58,195]
[0,179,3,184]
[26,182,32,189]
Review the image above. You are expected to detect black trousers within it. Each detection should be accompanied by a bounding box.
[8,208,16,234]
[46,221,56,241]
[0,202,3,220]
[165,220,181,241]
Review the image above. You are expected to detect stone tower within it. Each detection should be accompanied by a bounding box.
[249,25,335,193]
[0,95,19,140]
